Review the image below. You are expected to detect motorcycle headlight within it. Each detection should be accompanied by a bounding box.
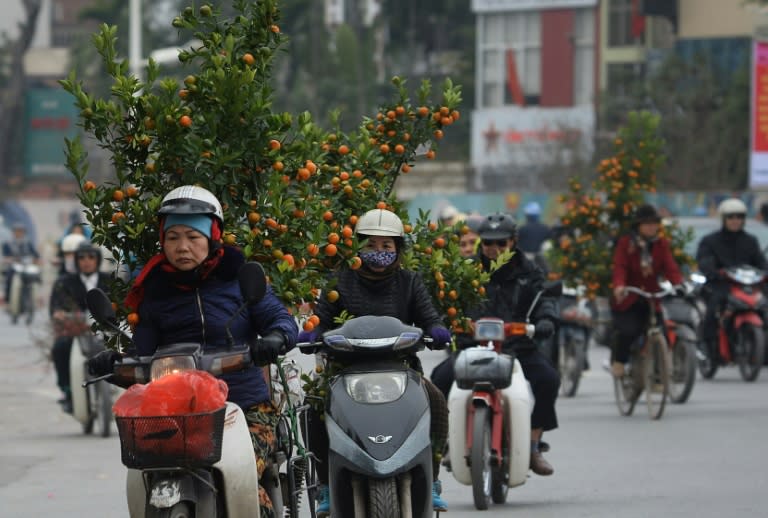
[150,355,197,380]
[345,371,407,404]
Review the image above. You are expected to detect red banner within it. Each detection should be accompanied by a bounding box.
[753,41,768,152]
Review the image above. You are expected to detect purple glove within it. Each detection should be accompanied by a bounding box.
[428,326,451,350]
[298,329,320,343]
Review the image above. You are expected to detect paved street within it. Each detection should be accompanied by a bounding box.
[1,313,767,517]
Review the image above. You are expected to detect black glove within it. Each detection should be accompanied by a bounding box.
[87,350,122,377]
[427,326,451,351]
[251,331,287,366]
[534,319,555,339]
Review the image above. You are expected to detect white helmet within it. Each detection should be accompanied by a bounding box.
[61,233,87,253]
[159,185,224,224]
[355,209,404,237]
[717,198,747,217]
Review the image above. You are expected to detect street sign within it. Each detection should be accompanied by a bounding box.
[23,88,78,177]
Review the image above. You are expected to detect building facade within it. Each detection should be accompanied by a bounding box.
[470,0,599,191]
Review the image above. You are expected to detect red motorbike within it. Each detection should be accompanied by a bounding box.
[699,265,767,382]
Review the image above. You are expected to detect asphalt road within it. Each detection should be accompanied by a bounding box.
[1,313,767,517]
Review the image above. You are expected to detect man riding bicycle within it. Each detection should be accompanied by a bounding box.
[611,204,683,378]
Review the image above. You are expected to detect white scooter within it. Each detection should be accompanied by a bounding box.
[447,281,561,510]
[70,322,115,437]
[86,263,313,518]
[7,257,41,325]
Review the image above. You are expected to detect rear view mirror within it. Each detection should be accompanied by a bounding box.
[542,280,563,297]
[86,288,117,326]
[239,262,267,303]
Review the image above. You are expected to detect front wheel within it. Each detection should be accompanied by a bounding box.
[470,406,492,510]
[669,338,696,404]
[367,477,400,518]
[737,325,765,382]
[97,381,113,438]
[559,334,585,397]
[644,332,669,420]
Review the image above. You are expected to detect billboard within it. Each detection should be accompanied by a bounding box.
[23,88,79,177]
[470,105,595,169]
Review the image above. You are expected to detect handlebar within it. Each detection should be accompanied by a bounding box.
[623,285,675,299]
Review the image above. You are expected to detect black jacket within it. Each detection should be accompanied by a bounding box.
[517,220,552,254]
[49,271,111,316]
[465,250,558,352]
[696,229,767,279]
[315,268,444,333]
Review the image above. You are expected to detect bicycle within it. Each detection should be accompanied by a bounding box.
[613,285,673,420]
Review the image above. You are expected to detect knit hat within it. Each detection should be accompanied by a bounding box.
[162,213,213,239]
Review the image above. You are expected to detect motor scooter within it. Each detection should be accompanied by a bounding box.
[447,281,561,510]
[86,263,313,518]
[68,315,115,436]
[556,284,594,397]
[7,257,41,325]
[299,315,437,518]
[698,265,767,381]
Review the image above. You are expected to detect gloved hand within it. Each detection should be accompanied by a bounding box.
[87,350,122,377]
[251,331,287,366]
[673,284,687,297]
[534,319,555,339]
[427,326,451,350]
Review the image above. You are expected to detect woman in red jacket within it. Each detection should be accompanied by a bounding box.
[610,204,683,378]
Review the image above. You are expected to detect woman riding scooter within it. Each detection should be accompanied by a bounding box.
[298,208,452,515]
[88,185,298,518]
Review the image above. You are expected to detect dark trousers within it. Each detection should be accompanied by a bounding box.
[52,336,74,394]
[611,302,652,364]
[306,377,448,485]
[516,349,560,431]
[430,348,560,432]
[702,283,728,347]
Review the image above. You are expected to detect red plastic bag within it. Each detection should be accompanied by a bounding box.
[113,371,228,417]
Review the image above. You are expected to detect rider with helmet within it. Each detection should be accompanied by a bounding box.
[433,212,560,476]
[696,198,767,357]
[2,222,40,305]
[50,240,111,413]
[57,233,88,275]
[298,207,452,514]
[517,202,552,256]
[88,185,297,518]
[610,204,683,378]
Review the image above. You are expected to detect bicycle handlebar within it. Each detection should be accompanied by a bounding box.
[623,285,675,299]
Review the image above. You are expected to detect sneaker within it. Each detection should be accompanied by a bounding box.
[611,362,625,378]
[316,484,330,517]
[58,396,73,414]
[432,480,447,512]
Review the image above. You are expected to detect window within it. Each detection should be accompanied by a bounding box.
[608,0,643,47]
[478,11,541,108]
[573,9,595,105]
[607,62,645,98]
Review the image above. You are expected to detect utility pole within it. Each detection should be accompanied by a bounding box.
[129,0,142,79]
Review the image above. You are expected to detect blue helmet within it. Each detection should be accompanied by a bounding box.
[524,201,541,217]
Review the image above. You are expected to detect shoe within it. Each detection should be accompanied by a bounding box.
[316,484,330,517]
[529,451,554,476]
[611,362,625,378]
[432,480,448,512]
[59,398,73,414]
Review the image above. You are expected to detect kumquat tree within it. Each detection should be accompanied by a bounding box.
[548,110,694,299]
[60,0,487,338]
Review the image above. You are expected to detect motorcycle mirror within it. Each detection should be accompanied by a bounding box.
[542,280,563,297]
[238,262,267,303]
[86,288,117,325]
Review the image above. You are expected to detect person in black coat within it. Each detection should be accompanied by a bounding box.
[696,198,768,357]
[430,212,560,476]
[298,208,452,514]
[49,241,111,412]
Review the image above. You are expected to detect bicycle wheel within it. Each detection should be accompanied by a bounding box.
[644,332,669,420]
[613,357,640,416]
[560,335,585,397]
[669,338,696,404]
